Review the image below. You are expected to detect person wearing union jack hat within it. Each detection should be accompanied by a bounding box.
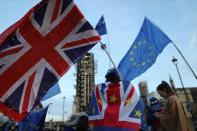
[147,97,162,131]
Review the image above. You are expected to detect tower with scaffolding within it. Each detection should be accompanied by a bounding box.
[74,53,95,113]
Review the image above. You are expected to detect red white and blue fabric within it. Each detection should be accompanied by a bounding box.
[88,81,144,131]
[0,0,100,121]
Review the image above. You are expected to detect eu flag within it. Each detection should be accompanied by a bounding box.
[95,15,107,35]
[118,17,172,81]
[19,106,48,131]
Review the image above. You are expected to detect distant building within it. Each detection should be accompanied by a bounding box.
[189,88,197,130]
[168,76,197,130]
[75,53,95,113]
[169,75,176,92]
[169,76,192,108]
[138,81,148,106]
[175,88,193,117]
[176,87,197,130]
[45,120,62,131]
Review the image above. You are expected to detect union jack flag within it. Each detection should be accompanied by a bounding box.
[0,0,100,121]
[88,81,144,131]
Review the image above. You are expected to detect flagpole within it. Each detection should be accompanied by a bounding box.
[106,30,111,68]
[99,41,123,81]
[171,42,197,80]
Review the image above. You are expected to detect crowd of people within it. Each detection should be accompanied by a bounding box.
[64,68,193,131]
[1,68,192,131]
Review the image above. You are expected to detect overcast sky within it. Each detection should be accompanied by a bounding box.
[1,0,197,121]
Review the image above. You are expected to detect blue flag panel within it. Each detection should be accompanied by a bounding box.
[19,106,48,131]
[95,15,107,35]
[118,17,172,81]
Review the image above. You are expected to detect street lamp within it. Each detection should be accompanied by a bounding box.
[172,56,185,89]
[48,103,53,121]
[172,56,191,111]
[62,96,66,123]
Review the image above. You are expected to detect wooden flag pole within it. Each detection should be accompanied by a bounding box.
[172,42,197,80]
[99,41,123,81]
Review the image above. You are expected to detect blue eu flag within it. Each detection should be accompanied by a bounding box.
[19,106,48,131]
[95,15,107,36]
[118,17,172,81]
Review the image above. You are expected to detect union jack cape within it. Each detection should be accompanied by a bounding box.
[0,0,100,121]
[88,81,144,131]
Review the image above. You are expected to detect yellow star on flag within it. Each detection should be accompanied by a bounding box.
[130,51,134,55]
[89,123,94,131]
[135,110,142,118]
[110,94,117,104]
[138,41,142,45]
[133,62,137,66]
[133,45,137,49]
[143,39,146,44]
[125,97,132,106]
[98,99,102,105]
[130,57,135,62]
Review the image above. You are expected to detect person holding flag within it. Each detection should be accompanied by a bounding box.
[88,68,145,131]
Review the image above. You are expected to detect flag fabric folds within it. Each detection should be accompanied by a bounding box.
[0,0,100,121]
[18,106,48,131]
[118,17,172,81]
[41,83,61,101]
[88,81,144,131]
[95,15,107,35]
